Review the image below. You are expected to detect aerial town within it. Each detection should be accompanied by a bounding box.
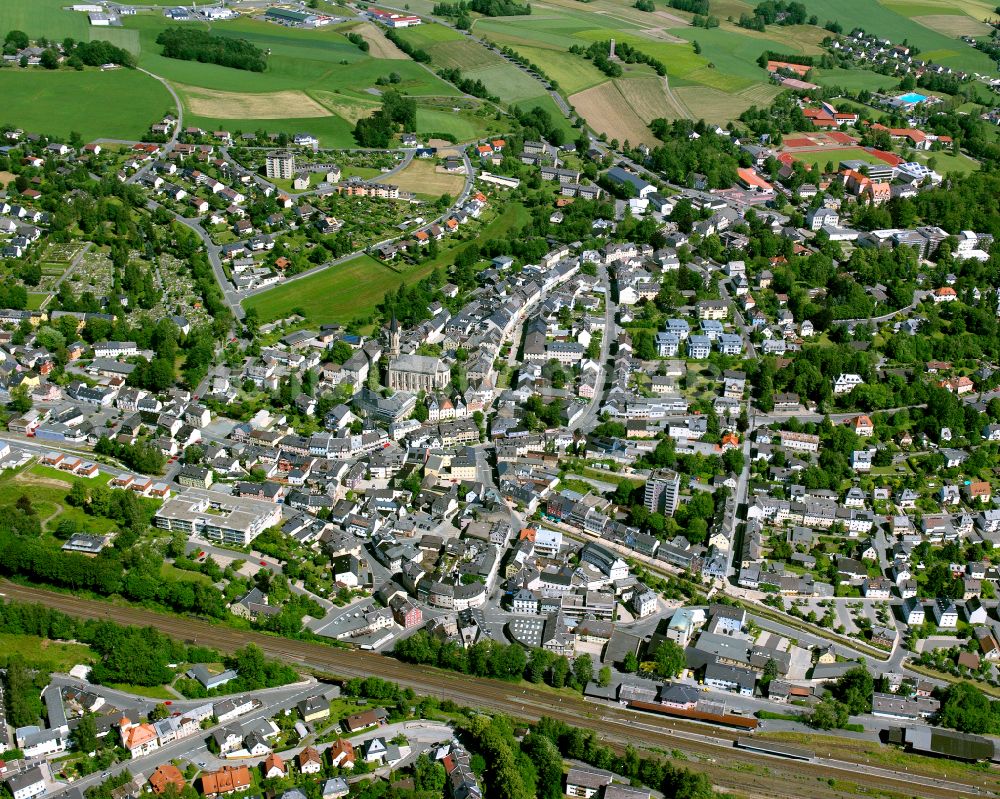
[4,1,1000,799]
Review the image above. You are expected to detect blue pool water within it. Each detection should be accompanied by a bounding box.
[898,92,927,104]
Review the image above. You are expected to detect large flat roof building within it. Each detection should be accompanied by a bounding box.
[153,488,282,546]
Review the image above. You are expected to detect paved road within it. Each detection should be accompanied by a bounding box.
[127,68,182,187]
[577,263,616,433]
[38,680,317,799]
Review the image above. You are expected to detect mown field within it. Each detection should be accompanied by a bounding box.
[244,201,530,325]
[0,68,172,141]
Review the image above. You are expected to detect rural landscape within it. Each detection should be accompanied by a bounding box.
[6,2,1000,799]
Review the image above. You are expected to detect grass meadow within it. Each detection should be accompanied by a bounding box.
[0,68,172,140]
[244,202,530,325]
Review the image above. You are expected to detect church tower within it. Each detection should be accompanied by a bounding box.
[388,313,400,357]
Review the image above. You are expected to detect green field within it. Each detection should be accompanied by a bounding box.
[0,633,93,671]
[786,147,890,170]
[0,0,90,41]
[394,22,558,105]
[244,254,414,325]
[0,68,172,141]
[26,293,50,310]
[811,67,896,93]
[244,202,531,324]
[106,682,176,699]
[505,45,609,94]
[0,463,117,536]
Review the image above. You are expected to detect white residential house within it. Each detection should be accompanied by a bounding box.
[833,373,865,394]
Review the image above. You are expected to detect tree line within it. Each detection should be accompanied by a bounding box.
[156,27,267,72]
[434,0,530,18]
[437,67,500,103]
[738,0,810,31]
[384,29,431,62]
[572,40,667,78]
[393,631,603,690]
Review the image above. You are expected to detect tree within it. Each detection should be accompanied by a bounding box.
[653,640,685,678]
[622,651,639,673]
[832,666,873,715]
[938,681,996,734]
[71,713,98,753]
[149,703,170,721]
[550,656,570,688]
[4,31,29,53]
[9,385,31,414]
[598,666,611,687]
[40,48,60,69]
[808,697,849,730]
[521,733,562,799]
[572,654,593,688]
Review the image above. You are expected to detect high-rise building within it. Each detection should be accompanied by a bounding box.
[644,469,680,516]
[265,150,295,180]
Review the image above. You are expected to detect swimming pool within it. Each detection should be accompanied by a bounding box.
[897,92,927,104]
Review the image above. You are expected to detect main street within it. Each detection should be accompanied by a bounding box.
[576,263,617,433]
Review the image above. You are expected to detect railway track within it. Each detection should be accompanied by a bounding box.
[3,582,994,799]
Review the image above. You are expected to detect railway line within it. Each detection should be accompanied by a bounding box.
[3,581,995,799]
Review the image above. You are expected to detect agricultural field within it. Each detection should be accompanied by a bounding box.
[0,68,172,142]
[244,201,530,325]
[119,14,463,146]
[570,81,659,145]
[391,159,467,199]
[348,22,409,60]
[797,0,997,72]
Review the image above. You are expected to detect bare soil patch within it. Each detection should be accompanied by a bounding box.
[354,22,409,59]
[177,85,330,119]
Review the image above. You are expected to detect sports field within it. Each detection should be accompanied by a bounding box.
[785,147,890,171]
[0,68,173,141]
[244,202,530,324]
